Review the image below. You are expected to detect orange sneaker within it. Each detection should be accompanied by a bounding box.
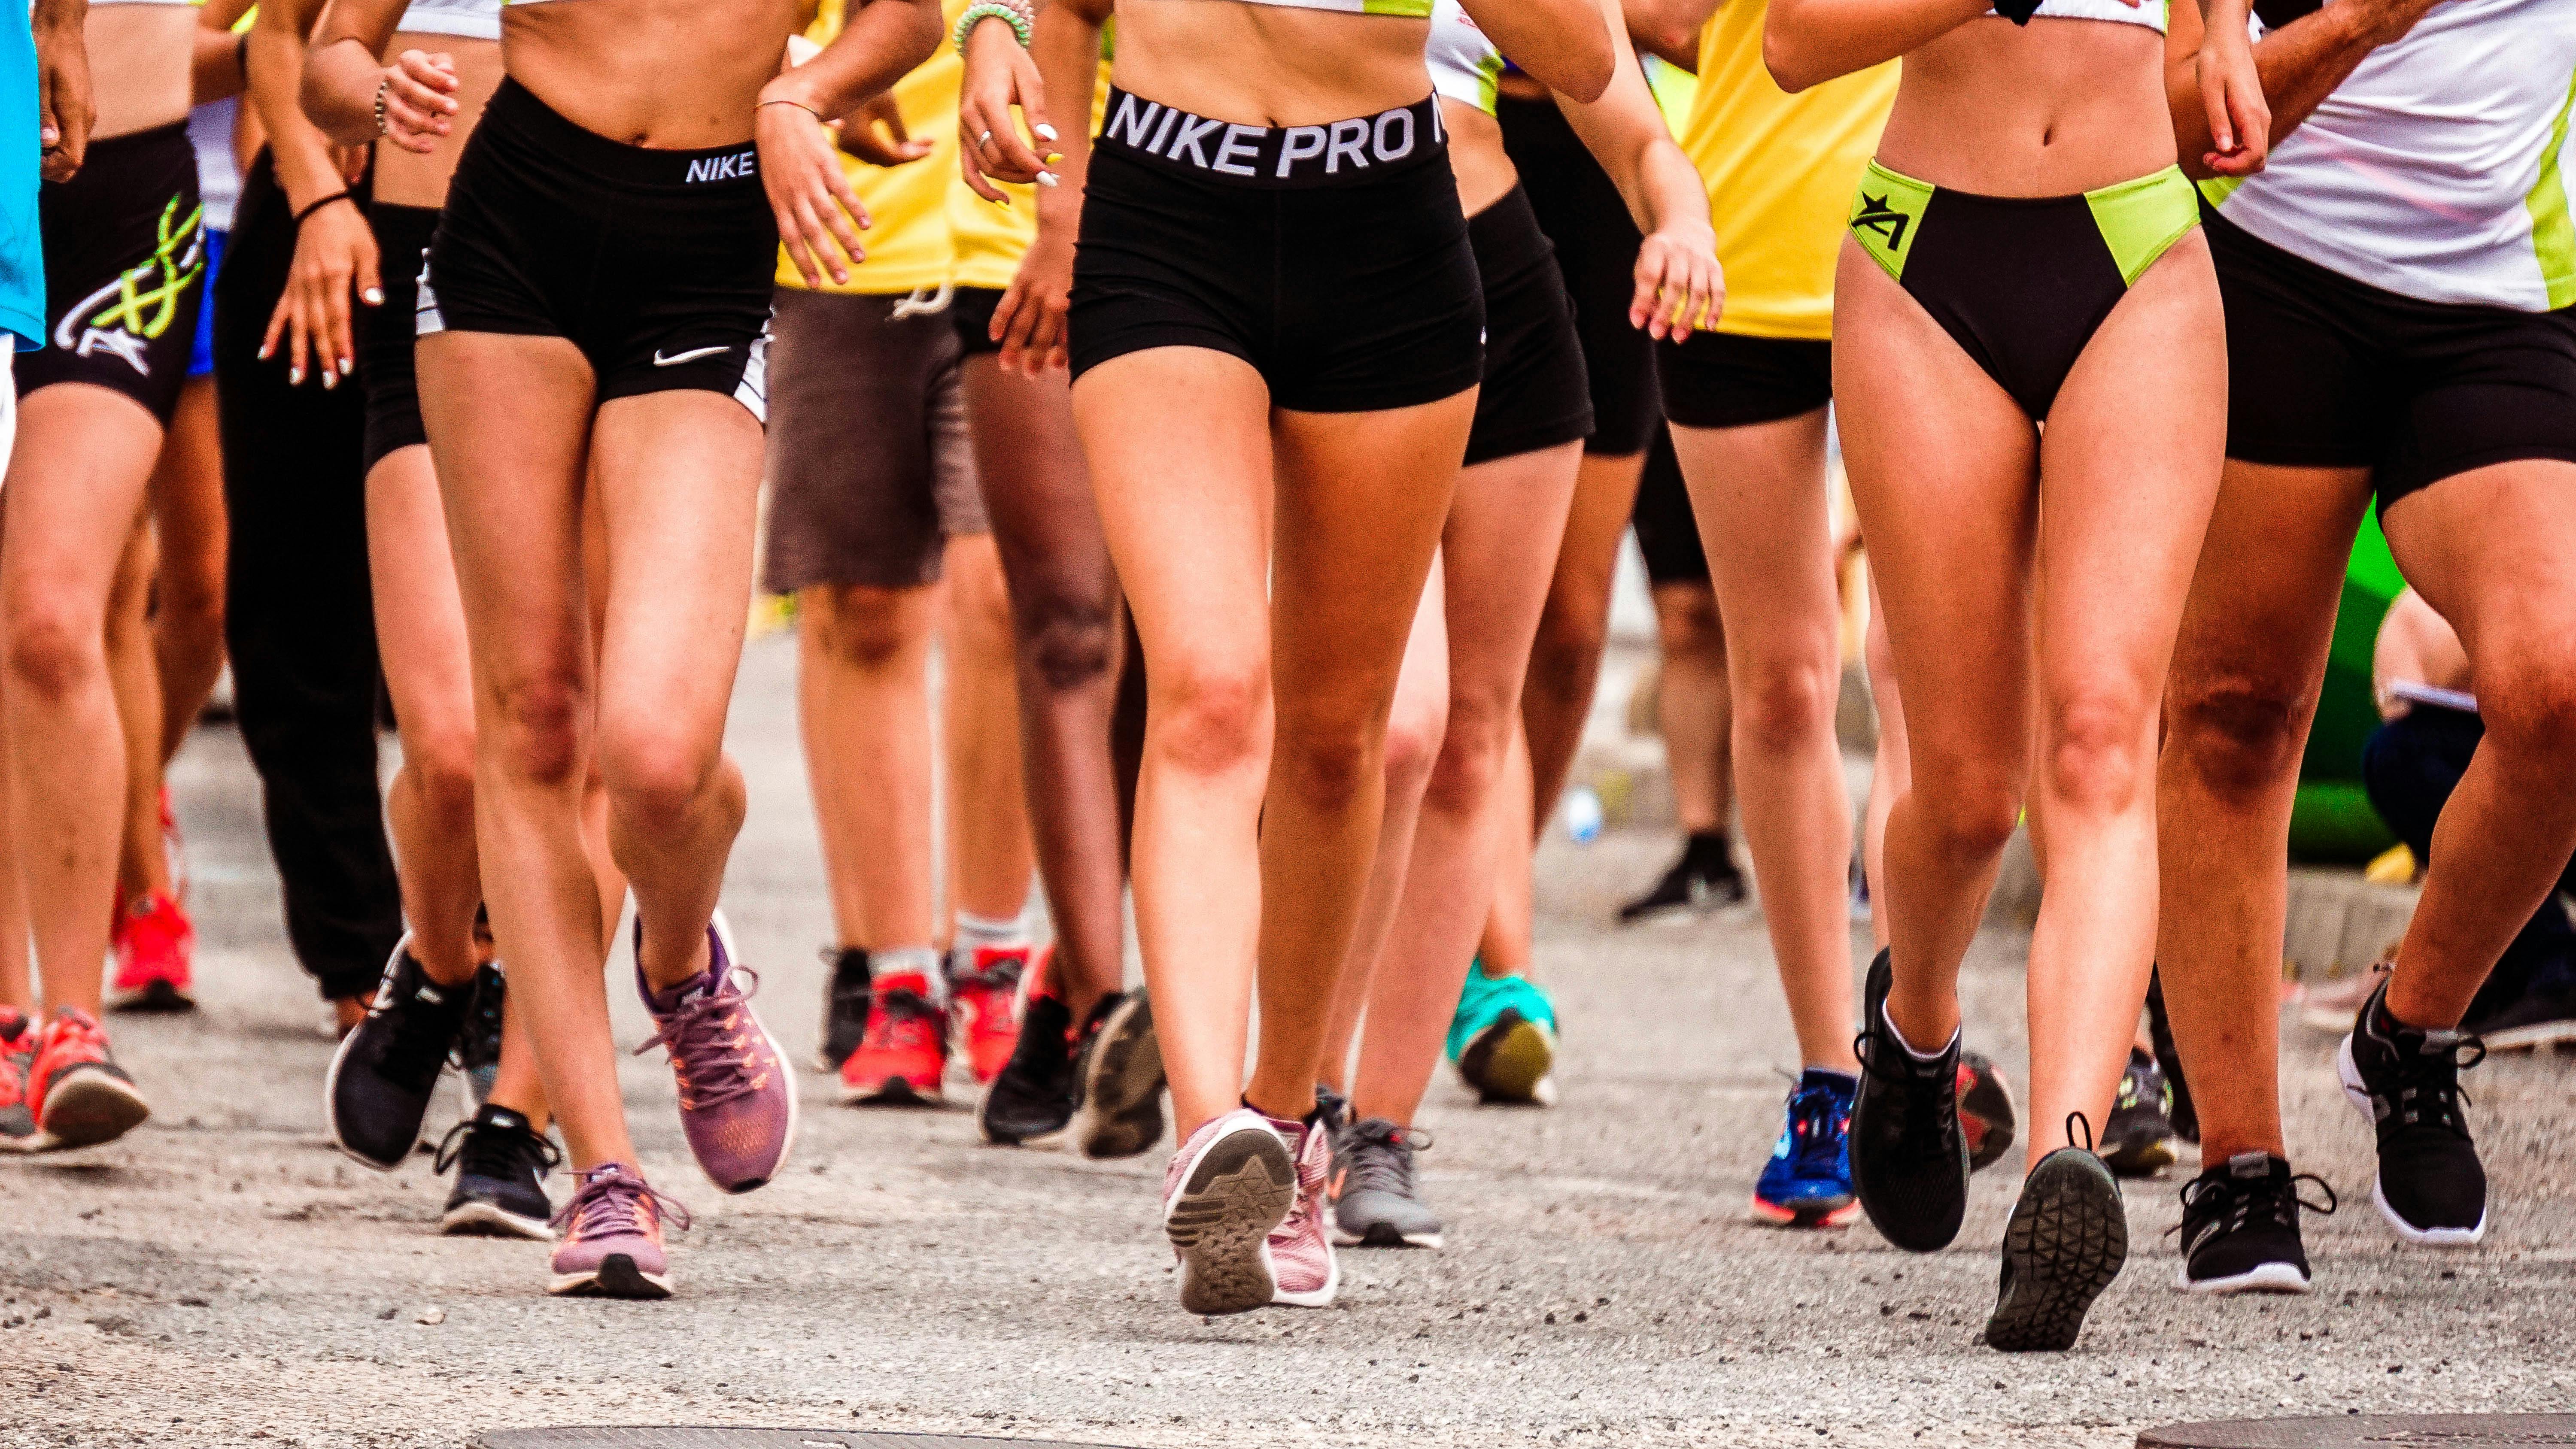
[30,1008,150,1151]
[837,971,947,1105]
[950,943,1039,1085]
[108,890,196,1012]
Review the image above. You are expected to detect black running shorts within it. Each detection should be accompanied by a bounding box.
[360,200,436,474]
[2206,206,2576,514]
[1498,93,1660,457]
[948,285,1004,360]
[1659,330,1833,430]
[1465,185,1592,466]
[1069,90,1482,413]
[1629,424,1707,585]
[419,79,775,421]
[18,121,205,423]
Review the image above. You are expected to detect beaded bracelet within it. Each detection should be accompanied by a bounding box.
[951,0,1033,57]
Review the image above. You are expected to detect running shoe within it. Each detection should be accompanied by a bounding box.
[814,946,872,1073]
[950,943,1034,1084]
[1447,965,1558,1106]
[29,1008,151,1151]
[1072,986,1166,1159]
[976,988,1077,1146]
[159,785,188,902]
[2144,969,2198,1143]
[434,1104,560,1240]
[2338,979,2488,1245]
[1848,949,1969,1253]
[2101,1048,2180,1179]
[1984,1140,2128,1352]
[1161,1108,1295,1316]
[0,1008,39,1152]
[106,890,195,1013]
[326,937,470,1170]
[547,1162,689,1299]
[1957,1049,2018,1173]
[1752,1069,1859,1228]
[1330,1117,1442,1249]
[456,962,507,1118]
[2465,981,2576,1052]
[635,913,797,1194]
[1267,1112,1339,1307]
[1618,831,1746,923]
[837,970,947,1105]
[2175,1151,2333,1294]
[1313,1080,1351,1134]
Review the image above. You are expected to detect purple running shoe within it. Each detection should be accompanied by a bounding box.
[635,911,797,1193]
[548,1162,690,1299]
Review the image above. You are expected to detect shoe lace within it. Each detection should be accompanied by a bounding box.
[953,952,1027,1001]
[633,967,770,1110]
[1784,1084,1848,1177]
[1340,1119,1428,1199]
[2173,1164,2336,1252]
[2380,1026,2486,1140]
[433,1116,562,1180]
[370,967,461,1093]
[1851,1025,1960,1166]
[860,981,942,1052]
[549,1166,692,1240]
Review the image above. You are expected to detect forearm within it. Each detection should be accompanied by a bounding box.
[301,39,388,145]
[30,0,85,45]
[1029,1,1099,233]
[767,0,943,119]
[247,4,347,210]
[1763,0,1986,92]
[193,24,246,102]
[2167,0,2377,178]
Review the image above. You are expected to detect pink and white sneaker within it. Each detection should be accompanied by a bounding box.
[547,1162,691,1299]
[1161,1108,1294,1316]
[1267,1112,1339,1308]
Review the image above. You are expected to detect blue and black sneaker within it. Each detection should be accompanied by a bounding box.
[1447,963,1559,1106]
[1753,1068,1859,1227]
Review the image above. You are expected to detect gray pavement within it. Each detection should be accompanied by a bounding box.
[6,634,2574,1449]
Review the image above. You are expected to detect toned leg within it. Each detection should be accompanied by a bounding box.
[943,533,1035,926]
[1523,449,1646,822]
[149,376,228,764]
[1477,725,1535,977]
[108,522,170,908]
[1862,578,1905,949]
[797,582,941,953]
[1671,409,1856,1071]
[1653,581,1732,837]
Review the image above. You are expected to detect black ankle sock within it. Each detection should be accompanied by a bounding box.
[1683,831,1734,872]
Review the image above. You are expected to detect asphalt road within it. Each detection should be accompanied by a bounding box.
[4,634,2572,1449]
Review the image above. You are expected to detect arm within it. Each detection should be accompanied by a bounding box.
[957,0,1098,197]
[758,0,948,285]
[1762,0,1987,93]
[31,0,89,181]
[1555,0,1723,337]
[192,0,255,103]
[2165,0,2432,180]
[1461,0,1616,102]
[250,0,383,386]
[2184,0,2269,174]
[302,0,440,148]
[991,0,1103,372]
[1622,0,1716,70]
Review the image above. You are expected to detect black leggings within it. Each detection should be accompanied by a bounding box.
[210,152,403,1003]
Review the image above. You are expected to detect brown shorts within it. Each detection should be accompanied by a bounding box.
[761,288,985,594]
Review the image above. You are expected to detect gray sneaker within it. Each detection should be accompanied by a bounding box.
[1329,1117,1443,1249]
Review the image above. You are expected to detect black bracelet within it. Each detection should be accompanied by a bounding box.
[293,191,354,226]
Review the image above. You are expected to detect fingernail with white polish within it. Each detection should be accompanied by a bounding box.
[1035,124,1059,140]
[1036,172,1058,187]
[364,288,383,305]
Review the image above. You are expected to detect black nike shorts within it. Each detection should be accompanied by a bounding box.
[1465,184,1592,465]
[1630,424,1707,585]
[1498,94,1660,457]
[18,121,206,424]
[1659,330,1833,430]
[419,78,775,421]
[361,200,436,473]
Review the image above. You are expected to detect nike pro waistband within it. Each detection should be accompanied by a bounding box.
[1094,88,1447,189]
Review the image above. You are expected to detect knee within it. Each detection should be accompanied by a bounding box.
[406,723,481,820]
[1023,595,1117,693]
[2166,672,2315,805]
[1151,656,1271,780]
[2473,648,2576,762]
[598,717,722,830]
[1911,757,2024,861]
[1656,589,1724,664]
[2043,688,2158,816]
[1423,688,1512,815]
[3,606,98,703]
[485,673,586,789]
[1528,607,1607,702]
[1381,688,1449,803]
[805,586,925,672]
[1732,651,1838,754]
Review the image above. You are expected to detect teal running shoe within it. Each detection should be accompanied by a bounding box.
[1446,964,1558,1106]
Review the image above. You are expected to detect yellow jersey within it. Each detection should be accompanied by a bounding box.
[946,42,1114,292]
[1678,0,1897,340]
[774,0,964,295]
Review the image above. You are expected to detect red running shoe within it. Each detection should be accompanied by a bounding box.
[950,943,1037,1085]
[108,891,196,1013]
[30,1008,150,1151]
[1956,1049,2019,1173]
[838,971,947,1104]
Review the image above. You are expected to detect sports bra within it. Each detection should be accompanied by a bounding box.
[1424,0,1502,115]
[1990,0,2167,30]
[89,0,201,9]
[398,0,502,39]
[1224,0,1434,20]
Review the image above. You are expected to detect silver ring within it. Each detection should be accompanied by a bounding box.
[978,129,993,147]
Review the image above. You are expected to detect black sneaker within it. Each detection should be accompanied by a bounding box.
[2465,980,2576,1052]
[433,1104,560,1240]
[456,963,506,1118]
[2339,979,2488,1245]
[814,946,872,1073]
[1618,831,1747,923]
[325,937,472,1170]
[1849,949,1970,1252]
[2144,969,2198,1144]
[1985,1142,2128,1352]
[2175,1151,2333,1294]
[2101,1048,2179,1179]
[977,989,1077,1146]
[1071,988,1166,1160]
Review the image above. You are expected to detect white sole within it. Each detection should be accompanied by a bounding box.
[2174,1261,2311,1294]
[322,934,431,1174]
[2338,1034,2489,1247]
[441,1199,557,1242]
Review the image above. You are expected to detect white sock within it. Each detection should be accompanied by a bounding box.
[952,906,1031,955]
[1881,1000,1958,1063]
[874,944,945,1005]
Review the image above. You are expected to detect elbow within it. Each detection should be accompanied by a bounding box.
[1565,49,1616,105]
[1761,29,1826,93]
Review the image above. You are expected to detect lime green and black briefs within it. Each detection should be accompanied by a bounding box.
[1846,160,2199,419]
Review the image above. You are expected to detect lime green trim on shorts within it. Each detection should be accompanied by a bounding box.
[2524,64,2576,311]
[2085,166,2199,285]
[1362,0,1435,15]
[2196,175,2243,210]
[1848,159,1935,283]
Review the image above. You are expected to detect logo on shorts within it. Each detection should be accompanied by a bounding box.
[54,196,204,376]
[1103,92,1429,180]
[652,345,730,367]
[684,150,758,184]
[1849,192,1911,254]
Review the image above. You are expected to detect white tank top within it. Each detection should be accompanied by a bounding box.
[398,0,502,39]
[1989,0,2166,30]
[2206,0,2576,311]
[1217,0,1434,19]
[1425,0,1503,115]
[188,97,241,231]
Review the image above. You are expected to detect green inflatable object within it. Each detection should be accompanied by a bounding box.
[2290,514,2404,862]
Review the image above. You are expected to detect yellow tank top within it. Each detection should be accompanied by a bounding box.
[945,43,1114,292]
[774,0,963,295]
[1677,0,1896,340]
